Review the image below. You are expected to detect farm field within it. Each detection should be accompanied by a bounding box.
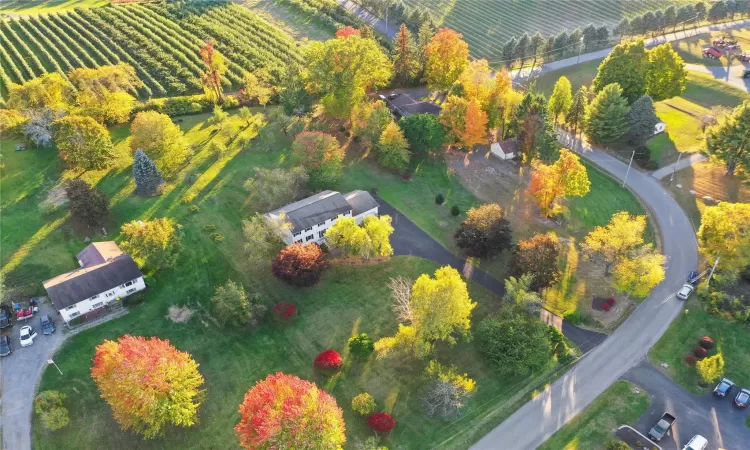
[0,1,302,99]
[396,0,692,59]
[0,0,108,14]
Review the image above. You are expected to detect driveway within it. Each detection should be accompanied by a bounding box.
[622,359,748,450]
[377,199,607,354]
[685,62,750,93]
[0,302,65,450]
[472,133,698,450]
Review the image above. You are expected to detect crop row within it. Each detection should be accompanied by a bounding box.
[0,21,46,79]
[12,19,70,80]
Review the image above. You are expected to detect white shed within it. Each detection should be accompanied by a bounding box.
[490,138,518,160]
[654,122,666,135]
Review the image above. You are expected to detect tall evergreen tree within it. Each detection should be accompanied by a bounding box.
[393,24,419,84]
[585,83,630,145]
[665,6,678,31]
[582,24,597,50]
[627,95,659,145]
[593,40,649,103]
[553,31,569,56]
[566,86,589,135]
[133,149,165,196]
[515,33,530,68]
[614,18,630,39]
[502,37,518,68]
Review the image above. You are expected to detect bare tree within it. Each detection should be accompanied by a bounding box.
[423,380,466,418]
[388,276,413,323]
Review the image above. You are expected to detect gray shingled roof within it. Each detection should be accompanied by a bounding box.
[267,190,352,233]
[344,190,379,216]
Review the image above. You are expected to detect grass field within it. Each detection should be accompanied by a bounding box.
[649,294,750,394]
[0,0,108,14]
[532,58,602,96]
[537,380,651,450]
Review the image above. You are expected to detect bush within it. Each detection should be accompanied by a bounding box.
[34,391,70,431]
[351,393,376,416]
[367,412,395,433]
[607,297,615,305]
[435,193,445,205]
[272,243,328,287]
[685,354,698,366]
[563,310,581,324]
[188,205,200,213]
[693,346,708,358]
[314,349,343,370]
[272,302,297,321]
[451,205,460,216]
[605,441,630,450]
[348,333,374,358]
[699,336,715,349]
[370,187,379,196]
[203,224,216,232]
[602,303,611,311]
[211,233,225,243]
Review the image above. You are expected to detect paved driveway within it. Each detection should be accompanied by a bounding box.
[622,359,748,450]
[378,200,607,354]
[0,302,65,450]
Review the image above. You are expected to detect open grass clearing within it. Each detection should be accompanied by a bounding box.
[532,58,602,97]
[243,0,334,41]
[537,380,651,450]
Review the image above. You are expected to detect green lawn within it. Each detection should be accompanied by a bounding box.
[532,58,602,97]
[537,380,651,450]
[0,0,108,14]
[649,294,750,394]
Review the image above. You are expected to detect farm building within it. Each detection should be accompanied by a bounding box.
[265,190,379,246]
[42,242,145,324]
[490,138,518,160]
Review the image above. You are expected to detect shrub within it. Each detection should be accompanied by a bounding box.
[435,193,445,205]
[202,224,216,232]
[367,412,395,433]
[34,390,70,430]
[188,205,200,213]
[602,303,611,311]
[605,441,630,450]
[181,193,196,204]
[272,302,297,321]
[693,346,708,358]
[348,333,375,358]
[272,243,327,287]
[351,393,376,416]
[451,205,460,216]
[699,336,715,349]
[607,297,615,305]
[685,354,698,366]
[211,233,225,243]
[314,349,343,370]
[563,310,581,324]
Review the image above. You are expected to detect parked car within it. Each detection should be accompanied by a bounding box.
[734,388,750,408]
[377,94,387,101]
[0,304,12,329]
[16,305,34,322]
[676,284,694,300]
[713,378,734,397]
[40,315,55,335]
[703,47,722,58]
[682,434,708,450]
[0,334,12,357]
[388,92,400,99]
[19,325,37,348]
[648,412,676,442]
[743,69,750,79]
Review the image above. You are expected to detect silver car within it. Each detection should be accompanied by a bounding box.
[676,284,694,300]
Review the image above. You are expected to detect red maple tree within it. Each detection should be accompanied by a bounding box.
[272,243,327,287]
[367,412,396,433]
[314,349,343,370]
[336,26,361,38]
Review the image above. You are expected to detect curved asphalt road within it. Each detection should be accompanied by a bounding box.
[472,133,699,450]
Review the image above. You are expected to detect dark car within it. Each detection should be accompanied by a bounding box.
[734,389,750,408]
[0,334,12,357]
[388,92,400,99]
[0,304,12,329]
[40,315,55,335]
[713,378,734,398]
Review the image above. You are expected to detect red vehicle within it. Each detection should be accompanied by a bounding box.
[703,48,722,59]
[16,306,34,321]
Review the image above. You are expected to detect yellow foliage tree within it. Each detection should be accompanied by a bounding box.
[612,249,666,298]
[583,212,647,274]
[696,352,725,384]
[529,149,591,217]
[424,28,469,92]
[325,215,394,259]
[69,63,142,124]
[697,202,750,273]
[130,111,190,177]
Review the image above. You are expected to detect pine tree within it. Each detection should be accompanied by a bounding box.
[627,95,659,144]
[393,24,418,84]
[566,86,589,135]
[585,83,630,145]
[133,149,164,196]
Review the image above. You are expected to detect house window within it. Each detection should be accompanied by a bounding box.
[65,305,77,311]
[305,227,313,232]
[90,294,99,300]
[106,292,115,297]
[306,235,314,242]
[318,231,325,238]
[318,222,325,228]
[92,302,103,309]
[295,239,302,244]
[294,231,301,237]
[124,280,134,287]
[119,284,125,288]
[126,288,137,294]
[69,311,80,318]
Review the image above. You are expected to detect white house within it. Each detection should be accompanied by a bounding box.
[265,190,380,245]
[490,138,518,161]
[43,241,145,324]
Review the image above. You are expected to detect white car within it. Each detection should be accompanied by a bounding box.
[19,325,38,347]
[676,284,694,300]
[682,434,708,450]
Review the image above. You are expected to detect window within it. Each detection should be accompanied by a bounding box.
[126,288,137,294]
[91,302,103,309]
[90,294,99,300]
[306,235,314,242]
[295,239,302,244]
[319,231,325,238]
[294,231,301,237]
[65,305,77,311]
[318,222,325,228]
[305,227,313,232]
[119,284,125,288]
[106,292,115,297]
[124,280,134,287]
[69,311,80,318]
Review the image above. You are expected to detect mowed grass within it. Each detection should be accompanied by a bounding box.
[532,58,602,97]
[537,380,651,450]
[0,0,108,14]
[649,295,750,394]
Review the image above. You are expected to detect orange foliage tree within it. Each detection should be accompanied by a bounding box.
[425,28,469,92]
[90,335,205,438]
[199,40,226,104]
[440,96,487,149]
[529,149,591,217]
[235,373,346,450]
[336,26,361,38]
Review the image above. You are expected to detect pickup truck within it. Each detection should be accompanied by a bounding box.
[648,412,676,442]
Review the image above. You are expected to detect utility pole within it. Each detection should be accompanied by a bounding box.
[706,257,720,286]
[623,150,635,188]
[576,36,584,64]
[47,359,63,375]
[669,152,683,185]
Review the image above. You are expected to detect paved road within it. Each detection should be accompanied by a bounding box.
[652,153,708,180]
[622,359,748,450]
[685,62,750,92]
[472,132,699,450]
[334,0,398,38]
[0,302,65,450]
[377,200,607,354]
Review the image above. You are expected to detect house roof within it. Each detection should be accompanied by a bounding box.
[344,190,379,216]
[43,242,143,309]
[266,190,352,233]
[497,138,518,155]
[400,102,442,117]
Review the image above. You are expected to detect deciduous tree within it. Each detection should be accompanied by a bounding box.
[243,167,308,211]
[241,69,273,107]
[440,96,487,148]
[422,360,476,418]
[211,280,265,327]
[235,373,346,449]
[376,121,411,169]
[646,43,687,101]
[697,202,750,272]
[7,73,73,112]
[242,213,291,266]
[130,111,190,177]
[292,131,344,189]
[120,218,183,271]
[476,313,551,376]
[64,179,109,227]
[585,83,630,145]
[351,100,392,145]
[612,249,666,297]
[454,203,513,258]
[529,149,591,216]
[511,234,561,291]
[583,211,647,274]
[52,115,115,171]
[132,149,164,196]
[548,76,573,124]
[704,100,750,176]
[424,28,469,92]
[272,243,327,287]
[336,25,361,38]
[200,40,227,103]
[593,40,649,103]
[69,63,141,124]
[399,113,445,156]
[280,65,314,116]
[696,353,725,384]
[502,274,544,315]
[34,391,70,431]
[326,216,394,259]
[627,95,659,145]
[91,335,205,438]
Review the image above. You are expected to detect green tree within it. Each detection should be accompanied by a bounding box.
[243,167,309,211]
[351,100,392,145]
[376,121,411,169]
[279,65,313,116]
[585,83,630,145]
[292,131,343,189]
[211,280,265,327]
[509,92,559,162]
[593,40,649,103]
[502,274,544,315]
[393,24,419,83]
[242,213,291,266]
[132,149,165,196]
[241,70,273,107]
[130,111,190,177]
[605,441,630,450]
[348,334,375,358]
[120,218,183,271]
[305,35,392,118]
[64,179,109,227]
[399,113,445,156]
[646,43,687,101]
[583,211,647,274]
[612,249,666,297]
[627,95,660,145]
[52,115,115,171]
[697,202,750,272]
[548,76,573,124]
[696,352,725,384]
[566,86,589,135]
[69,63,141,124]
[476,312,551,376]
[424,28,470,92]
[705,101,750,176]
[34,391,70,431]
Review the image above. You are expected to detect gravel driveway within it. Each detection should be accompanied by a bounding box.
[1,302,65,450]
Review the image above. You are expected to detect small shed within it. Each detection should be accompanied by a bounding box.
[654,122,666,135]
[490,138,518,160]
